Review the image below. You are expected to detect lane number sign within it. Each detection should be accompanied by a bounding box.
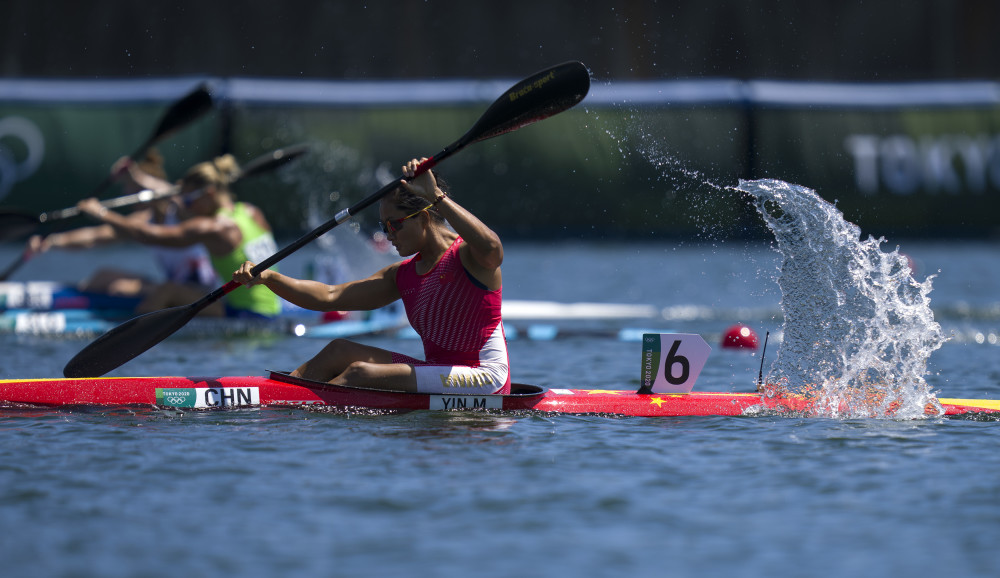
[639,333,711,394]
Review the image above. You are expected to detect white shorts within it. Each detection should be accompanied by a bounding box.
[391,352,509,394]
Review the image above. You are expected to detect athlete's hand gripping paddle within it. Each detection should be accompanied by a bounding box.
[0,84,213,243]
[63,61,591,378]
[0,144,309,282]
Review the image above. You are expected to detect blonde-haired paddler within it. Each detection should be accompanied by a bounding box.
[76,154,281,318]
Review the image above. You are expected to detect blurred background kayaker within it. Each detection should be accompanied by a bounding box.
[75,154,281,318]
[25,149,217,306]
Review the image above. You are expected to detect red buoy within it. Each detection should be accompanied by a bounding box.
[321,310,349,322]
[721,324,759,350]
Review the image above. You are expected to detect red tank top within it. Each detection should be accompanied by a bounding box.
[395,237,506,368]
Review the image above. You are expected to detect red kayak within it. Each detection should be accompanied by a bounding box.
[1,371,997,417]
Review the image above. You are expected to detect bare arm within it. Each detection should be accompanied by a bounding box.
[31,225,118,252]
[76,198,240,254]
[28,208,155,253]
[436,194,504,269]
[402,158,503,287]
[233,261,401,312]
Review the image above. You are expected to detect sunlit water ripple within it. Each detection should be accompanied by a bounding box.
[3,234,1000,576]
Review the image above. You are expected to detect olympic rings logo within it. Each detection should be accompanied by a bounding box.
[0,116,45,201]
[164,396,189,405]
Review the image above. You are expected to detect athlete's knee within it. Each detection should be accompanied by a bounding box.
[295,343,356,381]
[320,338,352,354]
[332,360,386,387]
[341,360,376,380]
[324,338,377,359]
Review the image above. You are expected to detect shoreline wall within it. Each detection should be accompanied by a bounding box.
[1,77,998,240]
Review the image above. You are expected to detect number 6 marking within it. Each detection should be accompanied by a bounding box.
[639,333,711,394]
[664,339,690,385]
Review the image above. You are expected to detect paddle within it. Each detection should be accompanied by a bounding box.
[0,211,40,243]
[87,84,214,200]
[0,143,310,282]
[63,61,591,378]
[0,84,213,242]
[234,142,312,182]
[2,142,311,232]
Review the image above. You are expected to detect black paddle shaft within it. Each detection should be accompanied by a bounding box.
[247,61,590,280]
[63,61,590,378]
[44,143,312,223]
[0,143,310,282]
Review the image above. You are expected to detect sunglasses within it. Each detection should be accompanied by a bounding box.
[380,204,431,235]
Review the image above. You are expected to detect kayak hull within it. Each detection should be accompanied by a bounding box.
[0,281,141,311]
[1,372,996,417]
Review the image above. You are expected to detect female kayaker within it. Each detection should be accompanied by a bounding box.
[76,154,281,318]
[26,150,217,302]
[233,157,510,394]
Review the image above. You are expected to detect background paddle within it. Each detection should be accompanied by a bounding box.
[63,60,591,378]
[0,84,213,242]
[0,144,310,281]
[0,211,42,242]
[235,142,312,182]
[3,142,311,231]
[86,84,214,200]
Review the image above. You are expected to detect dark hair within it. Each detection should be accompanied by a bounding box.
[387,171,450,223]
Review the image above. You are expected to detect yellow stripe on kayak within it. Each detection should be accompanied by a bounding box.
[939,398,1000,411]
[0,377,156,384]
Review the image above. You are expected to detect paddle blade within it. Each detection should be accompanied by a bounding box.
[461,61,590,148]
[62,304,200,378]
[143,84,214,150]
[236,143,311,181]
[85,85,214,199]
[0,209,41,241]
[62,63,592,377]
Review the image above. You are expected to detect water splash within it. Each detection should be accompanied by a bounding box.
[270,137,397,281]
[598,108,723,192]
[583,107,942,418]
[735,179,945,418]
[595,109,737,240]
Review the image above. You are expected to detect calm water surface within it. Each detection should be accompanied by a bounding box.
[2,239,1000,577]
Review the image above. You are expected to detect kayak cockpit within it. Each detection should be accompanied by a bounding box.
[267,370,548,398]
